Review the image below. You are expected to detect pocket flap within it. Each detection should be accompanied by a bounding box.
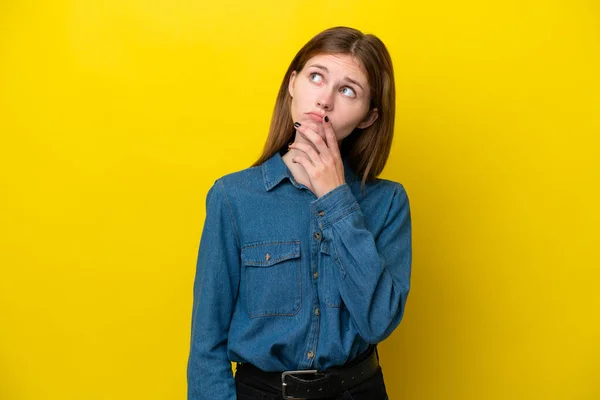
[241,241,300,267]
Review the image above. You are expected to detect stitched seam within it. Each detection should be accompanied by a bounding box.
[216,179,241,249]
[262,162,269,190]
[242,240,300,249]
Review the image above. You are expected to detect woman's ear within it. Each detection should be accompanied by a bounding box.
[357,108,379,129]
[288,71,297,98]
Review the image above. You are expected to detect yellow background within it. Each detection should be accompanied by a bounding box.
[1,0,599,399]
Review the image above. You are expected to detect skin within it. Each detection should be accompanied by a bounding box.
[282,53,379,198]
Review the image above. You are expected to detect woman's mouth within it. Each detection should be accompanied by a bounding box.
[306,112,325,122]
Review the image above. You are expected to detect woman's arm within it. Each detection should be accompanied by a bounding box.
[187,179,240,400]
[315,182,412,343]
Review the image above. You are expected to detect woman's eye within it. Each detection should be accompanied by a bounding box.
[341,87,356,97]
[309,73,323,83]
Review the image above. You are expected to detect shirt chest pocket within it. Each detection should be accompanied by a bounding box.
[241,241,302,318]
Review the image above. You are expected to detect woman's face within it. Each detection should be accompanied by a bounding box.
[288,53,378,143]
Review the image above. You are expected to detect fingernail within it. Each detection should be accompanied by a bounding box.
[294,122,301,127]
[324,116,329,123]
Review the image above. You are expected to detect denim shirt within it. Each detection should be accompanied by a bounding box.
[187,150,412,400]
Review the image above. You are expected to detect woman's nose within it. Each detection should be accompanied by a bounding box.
[317,100,332,111]
[317,92,333,110]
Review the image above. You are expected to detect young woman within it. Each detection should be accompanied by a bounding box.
[188,26,412,400]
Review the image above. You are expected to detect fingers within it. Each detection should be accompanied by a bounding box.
[321,116,341,157]
[290,117,345,196]
[291,152,316,176]
[289,142,320,166]
[293,121,329,158]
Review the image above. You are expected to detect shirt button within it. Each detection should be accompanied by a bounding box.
[313,271,318,279]
[314,232,321,240]
[265,253,271,261]
[318,210,325,217]
[307,351,314,359]
[315,308,320,316]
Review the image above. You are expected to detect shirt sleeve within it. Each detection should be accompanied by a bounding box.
[187,179,240,400]
[314,182,412,343]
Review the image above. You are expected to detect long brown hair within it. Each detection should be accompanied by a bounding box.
[251,26,396,191]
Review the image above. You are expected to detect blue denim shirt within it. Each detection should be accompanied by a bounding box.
[187,150,412,400]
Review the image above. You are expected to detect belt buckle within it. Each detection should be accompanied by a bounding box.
[281,369,318,399]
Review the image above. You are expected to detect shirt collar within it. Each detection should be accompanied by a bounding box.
[262,151,357,192]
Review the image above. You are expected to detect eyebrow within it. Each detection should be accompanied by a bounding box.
[308,64,365,91]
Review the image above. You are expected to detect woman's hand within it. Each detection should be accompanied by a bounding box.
[289,116,346,198]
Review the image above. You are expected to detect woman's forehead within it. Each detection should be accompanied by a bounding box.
[303,53,368,81]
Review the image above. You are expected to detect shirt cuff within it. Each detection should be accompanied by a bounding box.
[311,184,360,229]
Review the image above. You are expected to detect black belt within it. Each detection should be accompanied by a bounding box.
[236,346,380,399]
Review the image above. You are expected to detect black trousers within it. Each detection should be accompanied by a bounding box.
[234,348,389,400]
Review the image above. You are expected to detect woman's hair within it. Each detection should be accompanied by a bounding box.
[251,26,396,190]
